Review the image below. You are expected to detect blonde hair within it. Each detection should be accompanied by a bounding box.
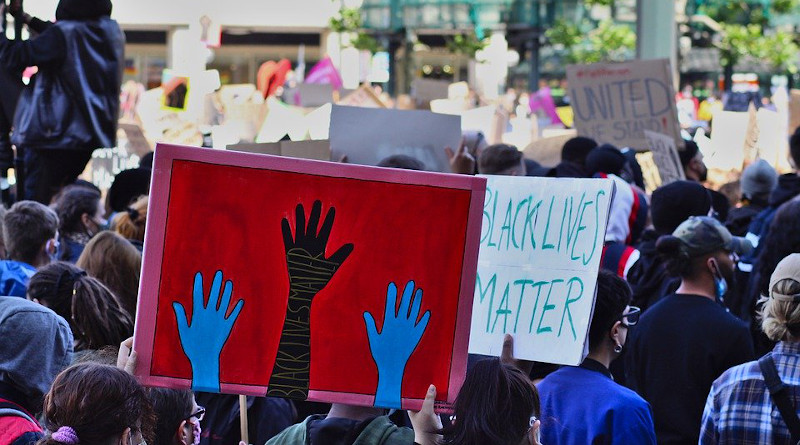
[112,195,148,242]
[760,278,800,341]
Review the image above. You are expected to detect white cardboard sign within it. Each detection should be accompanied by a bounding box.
[469,176,615,365]
[328,105,459,172]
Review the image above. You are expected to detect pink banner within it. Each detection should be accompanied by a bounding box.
[529,87,562,126]
[305,57,343,90]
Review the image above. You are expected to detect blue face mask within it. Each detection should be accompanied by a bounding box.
[715,275,728,302]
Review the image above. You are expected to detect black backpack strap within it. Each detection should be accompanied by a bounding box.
[759,353,800,443]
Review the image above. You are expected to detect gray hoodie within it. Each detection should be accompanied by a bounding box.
[0,296,73,412]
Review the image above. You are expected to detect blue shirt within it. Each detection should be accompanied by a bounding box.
[0,261,36,297]
[537,359,656,445]
[700,342,800,445]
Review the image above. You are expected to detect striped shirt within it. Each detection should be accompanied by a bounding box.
[700,342,800,444]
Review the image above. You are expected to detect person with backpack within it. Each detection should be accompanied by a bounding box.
[0,296,72,445]
[701,253,800,444]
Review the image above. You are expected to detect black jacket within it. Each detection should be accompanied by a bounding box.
[0,2,123,151]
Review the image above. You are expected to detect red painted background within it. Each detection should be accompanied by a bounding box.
[150,160,472,401]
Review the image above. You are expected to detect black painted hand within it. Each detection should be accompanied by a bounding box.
[281,200,353,297]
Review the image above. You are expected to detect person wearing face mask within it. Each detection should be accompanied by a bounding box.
[53,185,107,263]
[148,388,204,445]
[625,216,755,444]
[0,200,59,297]
[679,140,730,222]
[536,270,656,444]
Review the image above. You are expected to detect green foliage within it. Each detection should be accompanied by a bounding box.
[329,7,362,33]
[718,23,799,74]
[761,29,800,74]
[351,32,383,54]
[446,32,489,59]
[545,19,635,64]
[585,0,614,6]
[696,0,800,26]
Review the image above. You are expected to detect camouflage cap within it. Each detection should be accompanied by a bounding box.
[672,216,754,258]
[769,253,800,302]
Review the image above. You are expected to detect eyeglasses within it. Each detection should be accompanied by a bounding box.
[186,406,205,423]
[618,306,641,327]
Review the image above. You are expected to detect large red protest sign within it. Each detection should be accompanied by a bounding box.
[134,144,485,411]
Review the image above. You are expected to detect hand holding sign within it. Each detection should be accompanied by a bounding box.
[364,280,431,408]
[173,271,244,392]
[268,200,354,398]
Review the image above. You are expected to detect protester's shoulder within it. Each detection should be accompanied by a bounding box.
[265,415,317,445]
[356,416,413,444]
[710,360,763,397]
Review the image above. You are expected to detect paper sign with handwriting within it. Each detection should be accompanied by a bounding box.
[644,130,685,186]
[469,176,615,365]
[567,59,681,150]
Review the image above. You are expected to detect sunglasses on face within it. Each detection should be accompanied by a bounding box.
[618,306,641,327]
[186,407,205,423]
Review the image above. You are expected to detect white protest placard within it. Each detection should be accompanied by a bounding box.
[469,176,615,365]
[328,105,459,172]
[644,130,685,186]
[566,59,681,150]
[706,110,749,170]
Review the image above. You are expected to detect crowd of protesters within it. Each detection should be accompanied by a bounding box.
[0,1,799,442]
[0,124,796,445]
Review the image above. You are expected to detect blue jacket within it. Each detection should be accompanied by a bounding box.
[0,261,36,298]
[537,360,656,445]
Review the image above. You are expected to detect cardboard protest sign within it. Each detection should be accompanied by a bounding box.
[328,105,459,172]
[636,151,661,194]
[468,176,615,365]
[789,89,800,136]
[411,78,450,105]
[134,144,485,411]
[522,130,577,167]
[338,85,386,108]
[227,140,331,161]
[118,121,153,156]
[643,130,686,186]
[566,59,681,150]
[295,84,334,107]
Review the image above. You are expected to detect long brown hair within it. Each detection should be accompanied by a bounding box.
[112,195,148,242]
[441,358,540,445]
[37,363,153,445]
[76,230,142,319]
[27,262,133,351]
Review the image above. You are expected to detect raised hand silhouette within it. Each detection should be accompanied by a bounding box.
[364,280,431,409]
[173,270,244,393]
[267,200,353,399]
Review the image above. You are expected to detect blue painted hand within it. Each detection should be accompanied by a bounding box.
[363,280,431,409]
[173,270,244,393]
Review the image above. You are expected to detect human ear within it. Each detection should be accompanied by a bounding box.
[118,427,131,445]
[175,420,189,445]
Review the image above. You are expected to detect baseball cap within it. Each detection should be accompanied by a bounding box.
[672,216,754,257]
[769,253,800,302]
